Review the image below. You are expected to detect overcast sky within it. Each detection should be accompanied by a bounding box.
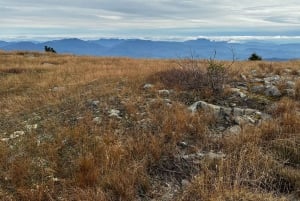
[1,0,300,41]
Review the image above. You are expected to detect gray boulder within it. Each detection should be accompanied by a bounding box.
[265,86,281,97]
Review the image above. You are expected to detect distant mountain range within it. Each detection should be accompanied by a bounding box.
[0,38,299,60]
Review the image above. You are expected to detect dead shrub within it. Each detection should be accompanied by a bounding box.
[149,67,206,91]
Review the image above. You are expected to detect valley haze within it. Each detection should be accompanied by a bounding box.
[0,37,300,60]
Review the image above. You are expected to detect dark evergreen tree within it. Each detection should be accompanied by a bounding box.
[44,46,57,53]
[248,53,262,61]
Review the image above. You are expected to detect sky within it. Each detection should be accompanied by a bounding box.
[1,0,300,42]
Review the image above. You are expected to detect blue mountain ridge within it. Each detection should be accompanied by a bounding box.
[0,38,299,60]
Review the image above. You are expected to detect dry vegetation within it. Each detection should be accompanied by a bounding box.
[0,51,299,200]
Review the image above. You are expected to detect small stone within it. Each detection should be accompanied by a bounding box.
[76,116,84,121]
[158,89,170,96]
[251,85,265,93]
[91,100,100,107]
[25,124,38,131]
[240,73,247,81]
[234,116,247,125]
[206,151,226,159]
[143,83,153,89]
[284,89,296,97]
[286,81,295,89]
[246,116,256,124]
[181,179,190,188]
[108,109,121,119]
[177,141,188,148]
[264,75,281,83]
[1,138,10,142]
[238,91,247,98]
[251,70,257,76]
[225,125,242,135]
[92,117,101,124]
[251,78,264,83]
[10,131,25,139]
[50,86,65,92]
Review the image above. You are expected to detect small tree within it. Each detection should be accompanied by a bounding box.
[44,46,56,53]
[248,53,262,61]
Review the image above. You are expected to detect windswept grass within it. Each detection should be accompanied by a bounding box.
[0,51,299,200]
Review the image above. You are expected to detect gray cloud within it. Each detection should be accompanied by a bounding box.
[0,0,299,40]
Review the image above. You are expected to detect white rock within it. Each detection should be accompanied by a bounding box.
[286,81,295,89]
[25,124,38,131]
[1,138,10,142]
[240,73,247,81]
[10,131,25,139]
[91,100,100,106]
[50,86,65,92]
[284,69,292,74]
[92,117,101,124]
[251,78,264,83]
[234,116,247,125]
[264,75,281,83]
[206,151,226,159]
[143,83,153,89]
[108,109,121,118]
[158,89,170,96]
[225,125,242,135]
[189,100,267,125]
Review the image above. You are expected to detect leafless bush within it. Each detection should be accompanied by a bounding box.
[150,51,231,95]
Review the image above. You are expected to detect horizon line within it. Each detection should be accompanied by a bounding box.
[1,35,300,43]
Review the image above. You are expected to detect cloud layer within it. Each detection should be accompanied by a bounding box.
[0,0,299,40]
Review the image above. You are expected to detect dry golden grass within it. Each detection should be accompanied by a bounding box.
[0,51,299,200]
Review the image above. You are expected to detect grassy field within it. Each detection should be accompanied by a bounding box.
[0,51,299,200]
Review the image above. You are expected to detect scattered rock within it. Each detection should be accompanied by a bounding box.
[283,89,296,97]
[177,141,188,148]
[189,100,268,125]
[230,88,247,98]
[25,124,38,132]
[251,78,263,83]
[265,85,281,97]
[91,100,100,107]
[283,69,292,74]
[264,75,281,83]
[158,89,171,96]
[1,138,10,142]
[108,109,121,119]
[225,125,242,135]
[76,116,84,121]
[182,151,226,161]
[10,131,25,139]
[251,85,265,93]
[286,81,295,89]
[92,117,101,124]
[50,86,65,92]
[181,179,190,188]
[143,83,153,89]
[240,73,247,81]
